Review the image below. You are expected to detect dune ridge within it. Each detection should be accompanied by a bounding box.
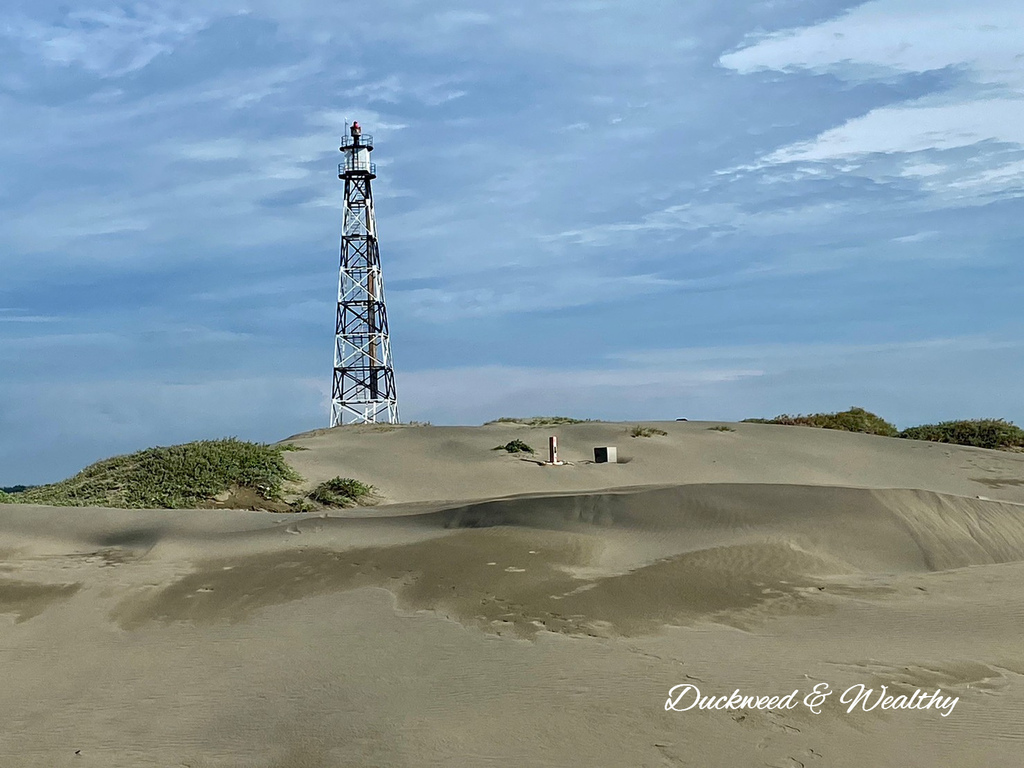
[7,481,1024,574]
[282,420,1024,506]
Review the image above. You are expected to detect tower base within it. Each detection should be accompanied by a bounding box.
[331,398,400,427]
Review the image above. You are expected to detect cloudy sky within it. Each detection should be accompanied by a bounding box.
[2,0,1022,484]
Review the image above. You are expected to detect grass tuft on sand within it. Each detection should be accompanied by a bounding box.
[0,439,301,508]
[742,406,898,437]
[306,477,376,507]
[900,419,1024,450]
[629,425,668,438]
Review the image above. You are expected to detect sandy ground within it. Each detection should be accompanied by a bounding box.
[2,422,1024,767]
[281,420,1024,506]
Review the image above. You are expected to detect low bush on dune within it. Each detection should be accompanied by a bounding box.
[0,490,11,504]
[307,477,376,507]
[740,408,1023,451]
[493,439,535,454]
[0,439,301,508]
[899,419,1024,450]
[629,425,668,438]
[742,407,899,437]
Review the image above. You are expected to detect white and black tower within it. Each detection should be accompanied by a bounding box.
[330,122,399,426]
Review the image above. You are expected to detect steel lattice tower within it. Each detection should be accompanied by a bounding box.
[330,122,399,426]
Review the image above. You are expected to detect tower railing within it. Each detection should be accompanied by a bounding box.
[338,160,376,177]
[339,133,374,150]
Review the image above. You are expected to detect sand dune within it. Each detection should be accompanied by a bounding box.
[282,420,1024,505]
[2,423,1024,766]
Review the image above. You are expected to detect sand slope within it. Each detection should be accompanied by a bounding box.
[281,420,1024,505]
[2,423,1024,766]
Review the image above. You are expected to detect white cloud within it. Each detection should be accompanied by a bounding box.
[721,0,1024,200]
[397,333,1024,427]
[892,230,938,243]
[0,314,59,323]
[397,333,1024,426]
[545,198,859,250]
[400,363,764,424]
[396,271,690,320]
[339,73,469,107]
[2,4,210,77]
[764,99,1024,164]
[609,335,1021,368]
[722,0,1024,87]
[0,105,405,261]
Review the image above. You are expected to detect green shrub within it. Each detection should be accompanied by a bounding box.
[0,490,11,504]
[493,439,535,454]
[741,407,897,437]
[900,419,1024,450]
[707,425,735,432]
[485,416,590,427]
[307,477,375,507]
[3,439,301,508]
[629,425,668,438]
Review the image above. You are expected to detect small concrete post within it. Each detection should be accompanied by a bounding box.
[549,435,558,464]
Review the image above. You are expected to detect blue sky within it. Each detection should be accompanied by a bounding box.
[2,0,1022,484]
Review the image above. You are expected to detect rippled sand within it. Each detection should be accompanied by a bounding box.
[3,421,1024,766]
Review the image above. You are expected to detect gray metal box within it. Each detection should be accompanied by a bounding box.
[594,446,618,464]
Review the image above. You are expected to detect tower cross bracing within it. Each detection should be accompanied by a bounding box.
[330,122,399,426]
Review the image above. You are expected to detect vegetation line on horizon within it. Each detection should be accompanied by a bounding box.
[484,416,593,427]
[742,407,1024,451]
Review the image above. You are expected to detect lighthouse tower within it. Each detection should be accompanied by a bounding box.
[330,122,399,426]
